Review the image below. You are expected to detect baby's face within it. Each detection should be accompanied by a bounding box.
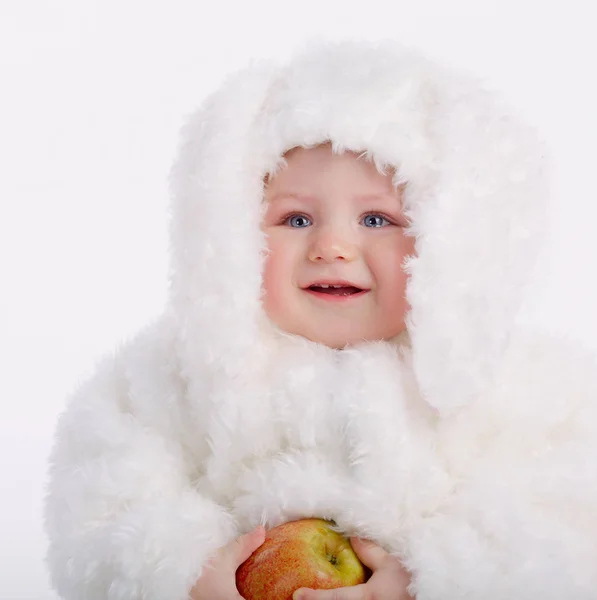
[261,144,415,348]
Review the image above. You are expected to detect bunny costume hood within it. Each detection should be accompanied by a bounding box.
[45,40,597,600]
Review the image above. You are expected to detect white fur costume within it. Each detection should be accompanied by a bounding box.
[44,40,597,599]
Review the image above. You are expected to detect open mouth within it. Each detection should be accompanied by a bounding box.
[309,284,362,296]
[304,283,369,300]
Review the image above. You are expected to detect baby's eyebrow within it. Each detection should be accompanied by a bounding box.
[267,192,318,203]
[354,193,400,203]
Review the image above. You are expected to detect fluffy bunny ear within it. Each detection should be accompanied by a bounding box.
[405,79,549,414]
[168,39,548,414]
[167,60,278,378]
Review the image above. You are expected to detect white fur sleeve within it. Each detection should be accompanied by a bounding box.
[44,355,237,600]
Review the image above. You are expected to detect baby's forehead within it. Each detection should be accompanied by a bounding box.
[264,144,400,195]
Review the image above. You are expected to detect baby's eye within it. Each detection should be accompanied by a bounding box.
[286,214,312,228]
[362,214,390,228]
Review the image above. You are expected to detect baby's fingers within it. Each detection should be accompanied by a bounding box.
[224,526,266,569]
[349,536,390,571]
[293,585,367,600]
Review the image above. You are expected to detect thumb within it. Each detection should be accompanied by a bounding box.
[227,526,266,569]
[349,536,390,572]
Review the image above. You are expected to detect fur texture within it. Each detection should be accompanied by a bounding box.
[45,40,597,599]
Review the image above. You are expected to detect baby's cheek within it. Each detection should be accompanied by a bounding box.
[260,258,277,310]
[372,240,411,332]
[260,250,289,325]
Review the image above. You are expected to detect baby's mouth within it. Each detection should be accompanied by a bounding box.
[308,284,363,296]
[304,282,369,300]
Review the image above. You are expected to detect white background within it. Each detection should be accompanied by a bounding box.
[1,1,596,597]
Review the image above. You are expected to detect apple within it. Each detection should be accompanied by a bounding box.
[236,518,367,600]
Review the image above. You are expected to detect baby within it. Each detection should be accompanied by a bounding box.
[192,143,416,599]
[45,40,597,600]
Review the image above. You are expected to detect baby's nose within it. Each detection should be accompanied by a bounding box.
[308,231,357,263]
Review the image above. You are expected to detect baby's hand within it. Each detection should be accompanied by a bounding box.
[293,536,413,600]
[190,526,266,600]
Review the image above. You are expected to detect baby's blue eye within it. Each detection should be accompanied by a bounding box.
[287,215,312,228]
[362,214,390,228]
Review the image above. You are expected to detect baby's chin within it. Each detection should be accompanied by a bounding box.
[291,325,405,349]
[262,309,407,349]
[307,335,392,349]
